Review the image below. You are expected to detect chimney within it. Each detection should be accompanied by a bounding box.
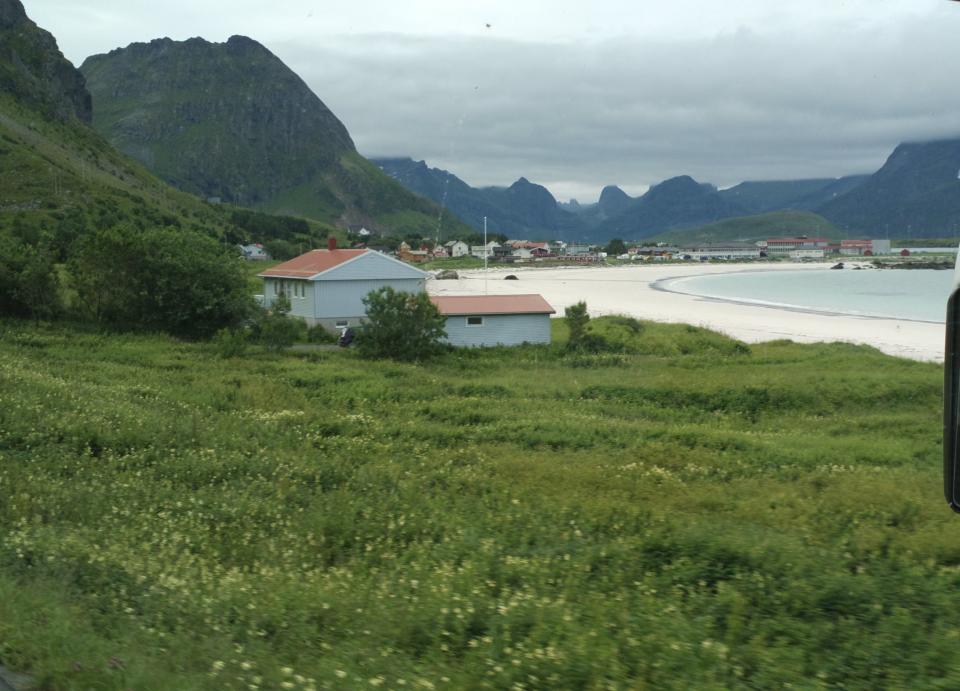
[328,236,337,251]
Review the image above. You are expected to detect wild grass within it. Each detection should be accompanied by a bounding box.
[0,317,955,689]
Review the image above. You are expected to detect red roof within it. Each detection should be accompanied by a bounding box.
[258,249,367,278]
[767,237,829,243]
[430,294,555,316]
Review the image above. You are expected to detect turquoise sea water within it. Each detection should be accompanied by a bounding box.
[662,268,954,323]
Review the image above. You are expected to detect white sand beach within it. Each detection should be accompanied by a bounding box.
[428,262,946,362]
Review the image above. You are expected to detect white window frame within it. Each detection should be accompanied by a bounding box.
[335,320,349,328]
[466,316,484,327]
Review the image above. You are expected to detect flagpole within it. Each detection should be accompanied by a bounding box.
[484,216,488,295]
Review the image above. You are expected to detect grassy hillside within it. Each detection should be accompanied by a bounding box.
[652,210,840,245]
[0,317,955,689]
[0,92,230,238]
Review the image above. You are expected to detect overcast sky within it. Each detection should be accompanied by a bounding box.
[26,0,960,202]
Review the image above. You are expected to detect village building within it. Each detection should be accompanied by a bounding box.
[840,239,891,256]
[763,237,830,255]
[789,248,826,260]
[470,241,501,259]
[444,240,470,257]
[238,243,270,261]
[430,294,555,347]
[258,239,428,331]
[397,241,430,263]
[683,242,761,260]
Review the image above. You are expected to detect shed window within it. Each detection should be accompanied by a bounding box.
[466,316,484,326]
[335,320,349,327]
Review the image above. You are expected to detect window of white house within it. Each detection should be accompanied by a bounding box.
[466,316,483,326]
[335,320,349,327]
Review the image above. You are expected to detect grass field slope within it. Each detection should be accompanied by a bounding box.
[653,210,840,245]
[0,317,955,689]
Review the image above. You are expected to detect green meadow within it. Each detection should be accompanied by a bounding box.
[0,317,957,690]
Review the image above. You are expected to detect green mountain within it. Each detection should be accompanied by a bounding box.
[816,139,960,237]
[0,0,236,249]
[651,210,840,245]
[373,157,587,240]
[81,37,468,237]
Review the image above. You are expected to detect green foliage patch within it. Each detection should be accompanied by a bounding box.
[0,317,954,689]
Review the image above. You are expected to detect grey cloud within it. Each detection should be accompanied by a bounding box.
[273,14,960,201]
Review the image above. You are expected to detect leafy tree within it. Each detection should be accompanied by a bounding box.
[0,230,62,320]
[357,287,447,361]
[71,224,252,338]
[605,238,627,256]
[564,301,590,348]
[263,238,299,261]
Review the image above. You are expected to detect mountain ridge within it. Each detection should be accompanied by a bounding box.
[80,36,470,236]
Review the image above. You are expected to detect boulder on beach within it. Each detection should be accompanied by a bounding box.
[436,270,459,280]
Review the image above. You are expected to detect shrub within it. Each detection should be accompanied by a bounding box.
[258,294,302,351]
[357,287,447,361]
[0,231,63,320]
[70,224,253,339]
[564,301,590,351]
[307,324,337,344]
[211,327,248,358]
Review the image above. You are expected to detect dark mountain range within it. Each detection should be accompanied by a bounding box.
[816,139,960,236]
[80,37,470,236]
[596,175,749,240]
[788,175,870,211]
[719,179,840,214]
[373,157,586,240]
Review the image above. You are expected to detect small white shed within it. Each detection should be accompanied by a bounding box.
[430,294,555,347]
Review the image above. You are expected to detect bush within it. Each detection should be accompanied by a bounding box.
[70,224,253,339]
[564,301,593,352]
[211,327,248,358]
[356,287,447,361]
[257,294,302,351]
[307,324,337,344]
[0,231,63,320]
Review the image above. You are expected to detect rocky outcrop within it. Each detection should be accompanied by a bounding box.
[0,0,92,122]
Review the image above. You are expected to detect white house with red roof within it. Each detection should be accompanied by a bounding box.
[258,238,428,330]
[429,294,555,347]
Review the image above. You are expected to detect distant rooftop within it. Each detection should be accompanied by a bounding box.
[430,294,556,316]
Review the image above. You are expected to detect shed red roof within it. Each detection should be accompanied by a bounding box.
[258,249,367,278]
[430,294,555,316]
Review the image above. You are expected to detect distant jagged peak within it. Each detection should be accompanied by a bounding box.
[507,177,557,203]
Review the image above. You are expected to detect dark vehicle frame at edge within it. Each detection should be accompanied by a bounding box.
[944,253,960,511]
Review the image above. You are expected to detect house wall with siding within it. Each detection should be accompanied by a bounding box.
[314,278,425,321]
[263,252,426,327]
[263,278,315,321]
[442,313,552,347]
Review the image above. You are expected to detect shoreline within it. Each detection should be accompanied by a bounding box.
[427,261,946,362]
[650,272,944,326]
